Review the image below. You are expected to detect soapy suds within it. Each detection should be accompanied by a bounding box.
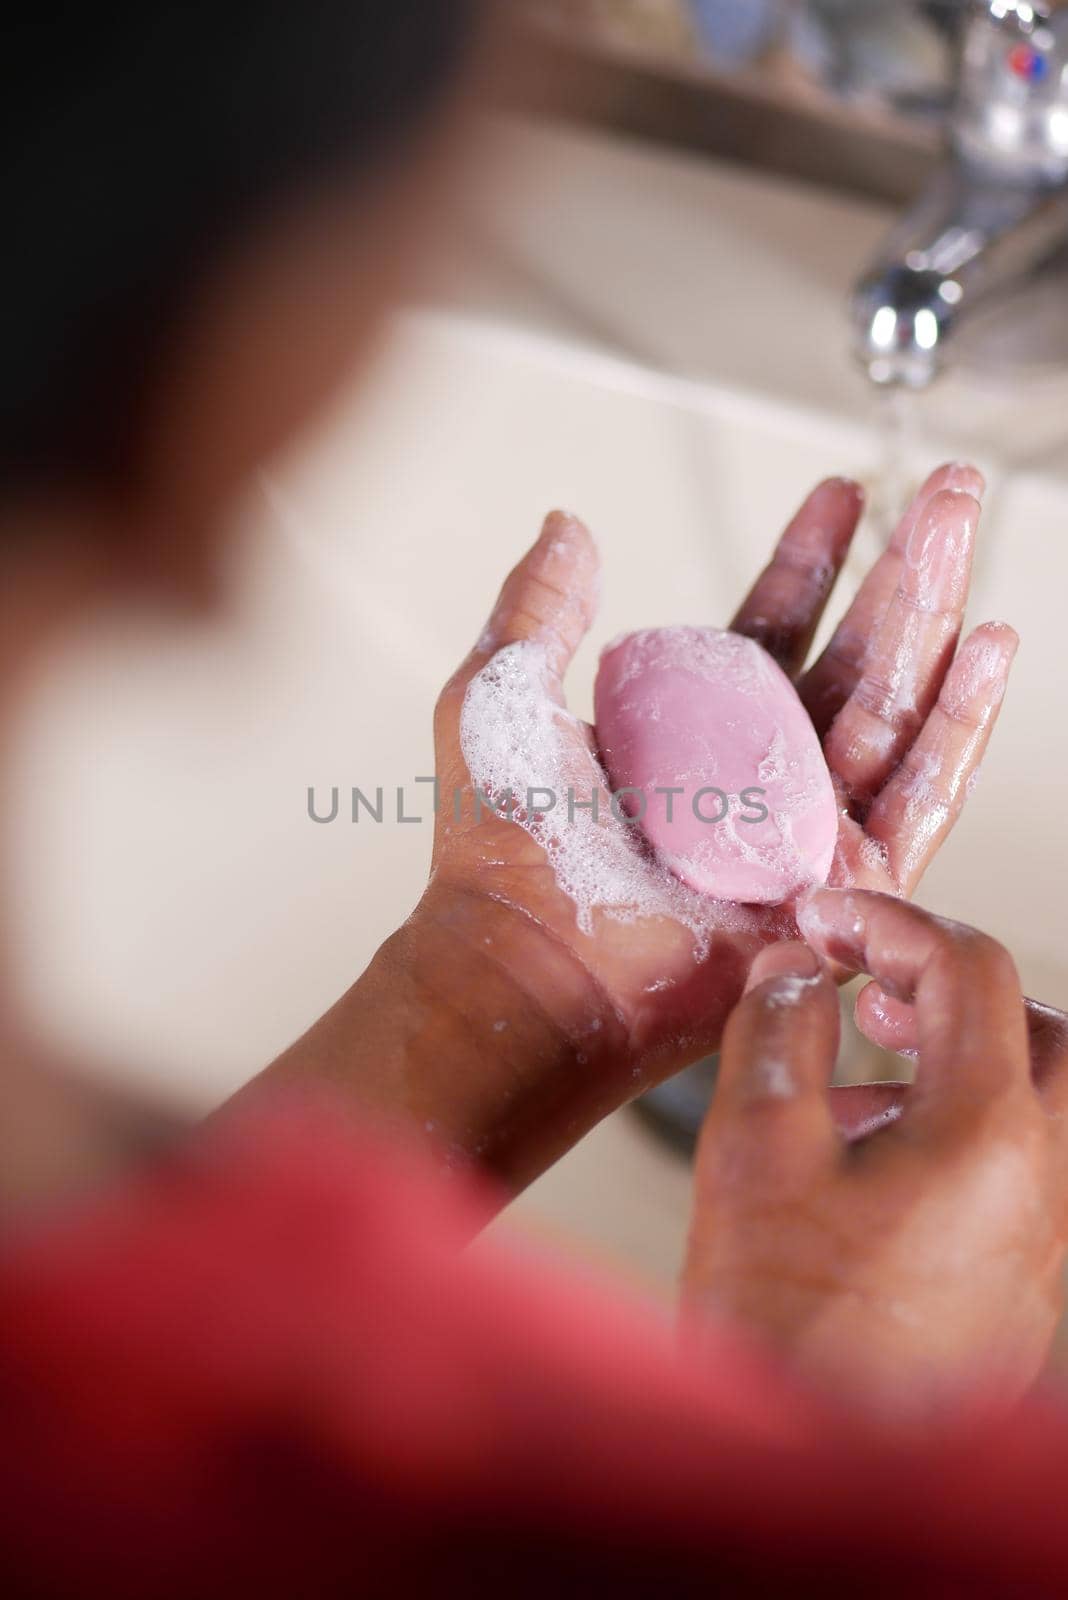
[604,626,774,700]
[856,477,979,734]
[762,973,823,1009]
[905,493,974,613]
[796,891,855,952]
[853,717,902,764]
[757,1058,796,1099]
[942,629,1012,721]
[897,748,948,828]
[858,833,890,876]
[459,639,772,952]
[827,834,856,889]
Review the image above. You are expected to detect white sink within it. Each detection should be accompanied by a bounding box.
[9,120,1068,1291]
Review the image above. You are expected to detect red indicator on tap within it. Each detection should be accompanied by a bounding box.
[1007,42,1048,81]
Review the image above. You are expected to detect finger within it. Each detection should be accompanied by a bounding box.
[706,943,840,1178]
[864,622,1018,894]
[823,489,981,807]
[857,980,1068,1115]
[448,510,600,705]
[829,1081,907,1142]
[798,889,1030,1132]
[854,980,916,1055]
[729,478,863,676]
[799,463,985,738]
[434,512,601,829]
[1027,1000,1068,1114]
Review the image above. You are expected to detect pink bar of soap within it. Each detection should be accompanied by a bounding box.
[594,627,837,905]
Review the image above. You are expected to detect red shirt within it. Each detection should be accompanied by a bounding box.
[3,1103,1068,1596]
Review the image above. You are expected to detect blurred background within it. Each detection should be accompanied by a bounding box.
[8,0,1068,1302]
[510,0,957,200]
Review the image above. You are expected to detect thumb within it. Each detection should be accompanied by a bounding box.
[444,510,599,715]
[700,943,841,1185]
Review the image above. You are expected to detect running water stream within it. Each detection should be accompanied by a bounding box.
[867,384,922,545]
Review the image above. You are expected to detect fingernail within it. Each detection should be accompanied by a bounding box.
[539,509,587,551]
[821,476,865,504]
[904,490,978,608]
[744,941,822,996]
[942,623,1018,720]
[941,462,986,502]
[796,888,869,965]
[858,981,909,1033]
[972,626,1019,681]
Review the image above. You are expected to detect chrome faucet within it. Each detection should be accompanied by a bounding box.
[852,0,1068,387]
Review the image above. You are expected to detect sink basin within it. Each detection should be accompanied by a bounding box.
[8,120,1068,1293]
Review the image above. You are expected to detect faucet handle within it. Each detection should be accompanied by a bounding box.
[972,0,1052,29]
[956,0,1068,179]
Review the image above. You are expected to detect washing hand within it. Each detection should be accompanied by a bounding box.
[401,462,1013,1183]
[684,889,1068,1421]
[252,464,1015,1195]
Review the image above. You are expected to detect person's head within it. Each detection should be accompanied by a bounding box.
[1,6,482,606]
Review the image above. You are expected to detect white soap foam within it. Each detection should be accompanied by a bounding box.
[858,833,890,876]
[762,973,823,1008]
[460,640,776,953]
[897,748,947,825]
[795,890,861,950]
[942,632,1011,721]
[758,1058,796,1099]
[604,625,774,700]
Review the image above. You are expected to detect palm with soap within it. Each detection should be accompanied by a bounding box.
[260,465,1014,1195]
[421,465,1013,1171]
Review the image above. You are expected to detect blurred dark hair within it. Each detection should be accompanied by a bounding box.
[1,5,478,496]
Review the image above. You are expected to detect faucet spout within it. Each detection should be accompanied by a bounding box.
[851,0,1068,388]
[853,162,1068,387]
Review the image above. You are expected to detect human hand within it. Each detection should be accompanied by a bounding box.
[684,889,1068,1422]
[404,465,1014,1185]
[257,467,1014,1194]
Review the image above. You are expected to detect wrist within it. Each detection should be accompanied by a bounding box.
[379,881,632,1189]
[236,872,739,1201]
[243,878,634,1199]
